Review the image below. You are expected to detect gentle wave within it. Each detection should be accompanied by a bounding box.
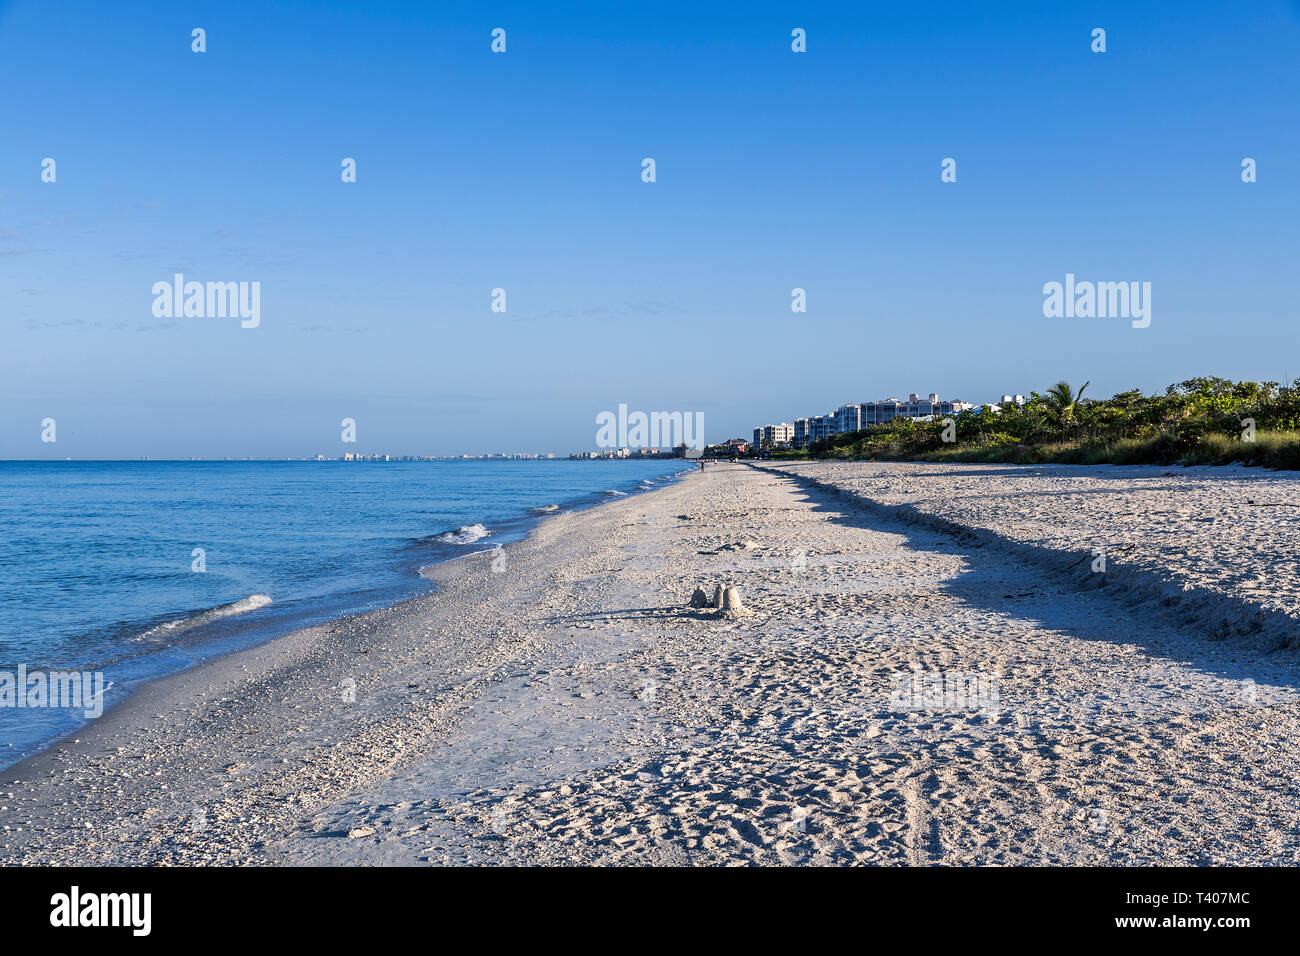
[433,523,492,544]
[604,489,627,496]
[530,504,560,514]
[136,593,273,640]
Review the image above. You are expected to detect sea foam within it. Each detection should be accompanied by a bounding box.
[434,523,492,544]
[137,593,273,640]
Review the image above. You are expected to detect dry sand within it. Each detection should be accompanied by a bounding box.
[3,462,1299,866]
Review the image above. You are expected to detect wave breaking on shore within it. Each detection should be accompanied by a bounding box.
[432,523,492,545]
[136,593,273,641]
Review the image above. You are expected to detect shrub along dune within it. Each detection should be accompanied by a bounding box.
[789,377,1300,470]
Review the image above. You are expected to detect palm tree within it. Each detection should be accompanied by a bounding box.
[1045,380,1090,431]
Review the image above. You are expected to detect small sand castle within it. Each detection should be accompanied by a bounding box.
[688,583,752,618]
[718,584,751,618]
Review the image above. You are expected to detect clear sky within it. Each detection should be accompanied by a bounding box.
[3,0,1298,458]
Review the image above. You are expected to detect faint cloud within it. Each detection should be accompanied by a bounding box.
[628,299,673,316]
[295,323,366,334]
[25,317,87,330]
[109,201,161,218]
[516,298,681,323]
[234,249,295,268]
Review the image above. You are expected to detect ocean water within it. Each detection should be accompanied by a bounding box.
[0,459,687,766]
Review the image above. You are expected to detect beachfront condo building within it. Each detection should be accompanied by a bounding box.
[752,423,796,447]
[835,404,862,434]
[786,393,979,447]
[860,394,975,426]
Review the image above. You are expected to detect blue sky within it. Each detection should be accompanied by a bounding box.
[3,0,1298,457]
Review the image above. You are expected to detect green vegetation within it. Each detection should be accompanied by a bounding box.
[797,378,1300,470]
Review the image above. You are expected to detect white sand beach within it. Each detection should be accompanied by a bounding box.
[3,462,1299,866]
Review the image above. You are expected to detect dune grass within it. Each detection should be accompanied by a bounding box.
[898,431,1300,469]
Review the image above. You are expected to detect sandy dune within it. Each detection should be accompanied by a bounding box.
[771,460,1300,650]
[3,463,1298,866]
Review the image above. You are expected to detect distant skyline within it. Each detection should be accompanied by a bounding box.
[4,1,1299,458]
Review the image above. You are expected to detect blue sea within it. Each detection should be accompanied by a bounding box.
[0,459,687,767]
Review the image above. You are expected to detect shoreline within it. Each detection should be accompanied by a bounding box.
[1,467,705,864]
[4,462,1298,866]
[0,464,688,775]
